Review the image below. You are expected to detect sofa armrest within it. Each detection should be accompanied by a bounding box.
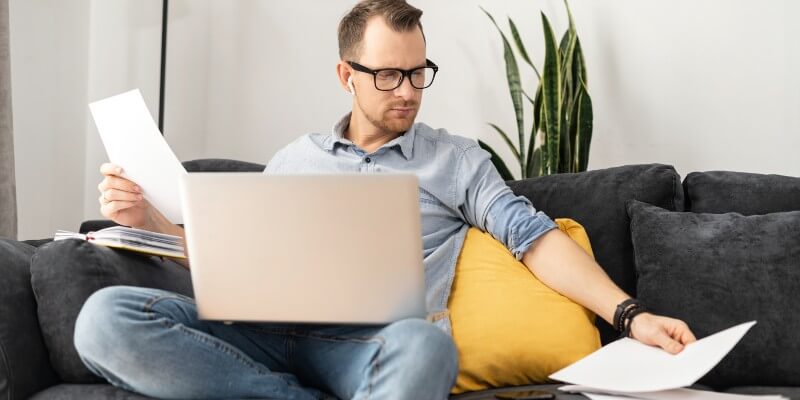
[0,239,59,399]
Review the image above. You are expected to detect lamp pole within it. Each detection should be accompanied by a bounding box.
[158,0,168,134]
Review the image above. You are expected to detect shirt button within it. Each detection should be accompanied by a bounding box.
[365,157,371,163]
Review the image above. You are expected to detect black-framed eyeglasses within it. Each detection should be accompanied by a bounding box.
[347,59,439,91]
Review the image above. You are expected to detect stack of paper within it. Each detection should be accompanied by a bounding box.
[549,321,787,399]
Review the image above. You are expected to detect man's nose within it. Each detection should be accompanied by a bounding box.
[393,76,417,100]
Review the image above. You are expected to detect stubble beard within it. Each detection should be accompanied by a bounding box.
[356,97,419,136]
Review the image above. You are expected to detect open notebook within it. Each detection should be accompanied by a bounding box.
[54,226,186,259]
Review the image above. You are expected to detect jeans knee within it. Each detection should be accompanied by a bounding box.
[74,285,139,362]
[385,319,459,378]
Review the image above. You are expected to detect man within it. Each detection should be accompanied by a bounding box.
[77,1,697,399]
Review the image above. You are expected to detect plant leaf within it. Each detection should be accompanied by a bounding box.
[564,0,577,37]
[560,26,578,99]
[558,84,571,173]
[559,31,571,60]
[481,7,526,172]
[478,140,516,181]
[527,82,543,178]
[487,123,521,161]
[509,17,541,79]
[568,89,582,172]
[573,36,587,86]
[523,90,535,105]
[576,79,594,172]
[540,12,562,175]
[531,147,542,177]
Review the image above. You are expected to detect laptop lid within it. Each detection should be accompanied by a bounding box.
[179,173,427,324]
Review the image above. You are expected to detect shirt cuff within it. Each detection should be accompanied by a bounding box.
[510,211,558,261]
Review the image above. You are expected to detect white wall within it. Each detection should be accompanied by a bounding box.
[10,0,800,239]
[11,0,161,239]
[176,0,800,178]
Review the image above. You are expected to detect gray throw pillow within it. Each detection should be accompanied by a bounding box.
[627,200,800,388]
[30,239,193,383]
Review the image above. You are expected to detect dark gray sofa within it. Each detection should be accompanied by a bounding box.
[1,159,798,400]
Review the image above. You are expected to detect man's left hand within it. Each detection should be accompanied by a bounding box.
[629,313,697,354]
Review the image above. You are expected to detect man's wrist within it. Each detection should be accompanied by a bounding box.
[139,208,182,237]
[614,298,647,338]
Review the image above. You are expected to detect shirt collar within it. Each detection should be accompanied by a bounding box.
[326,112,415,160]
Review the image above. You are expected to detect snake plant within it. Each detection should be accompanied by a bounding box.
[479,0,593,180]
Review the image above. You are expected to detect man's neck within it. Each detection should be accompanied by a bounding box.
[344,113,402,154]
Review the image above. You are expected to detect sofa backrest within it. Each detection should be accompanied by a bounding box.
[683,170,800,215]
[182,158,266,173]
[508,164,685,344]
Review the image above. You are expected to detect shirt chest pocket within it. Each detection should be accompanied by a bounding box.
[419,187,444,210]
[419,187,440,207]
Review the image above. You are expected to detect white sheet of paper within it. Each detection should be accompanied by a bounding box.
[578,389,786,400]
[89,89,186,224]
[549,321,756,393]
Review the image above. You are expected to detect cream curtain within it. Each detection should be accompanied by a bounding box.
[0,0,16,240]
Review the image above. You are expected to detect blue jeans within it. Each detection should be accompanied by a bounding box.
[73,286,458,399]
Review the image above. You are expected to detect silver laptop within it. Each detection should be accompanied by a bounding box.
[179,173,426,324]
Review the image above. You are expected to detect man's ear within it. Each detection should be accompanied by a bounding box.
[336,61,353,94]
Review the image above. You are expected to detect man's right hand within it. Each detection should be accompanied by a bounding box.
[98,163,152,229]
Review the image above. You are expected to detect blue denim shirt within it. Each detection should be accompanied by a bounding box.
[265,113,557,334]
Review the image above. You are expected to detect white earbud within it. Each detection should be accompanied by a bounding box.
[347,76,355,95]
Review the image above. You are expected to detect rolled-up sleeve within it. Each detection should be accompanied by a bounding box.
[456,145,557,260]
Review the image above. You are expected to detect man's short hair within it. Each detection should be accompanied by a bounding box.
[338,0,425,61]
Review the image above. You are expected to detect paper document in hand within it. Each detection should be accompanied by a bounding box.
[549,321,756,393]
[89,89,186,223]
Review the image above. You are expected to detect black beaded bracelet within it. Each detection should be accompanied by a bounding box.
[613,298,641,332]
[621,306,648,338]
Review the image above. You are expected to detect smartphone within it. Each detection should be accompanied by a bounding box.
[494,389,556,400]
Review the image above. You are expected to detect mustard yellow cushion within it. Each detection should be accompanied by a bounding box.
[448,219,601,394]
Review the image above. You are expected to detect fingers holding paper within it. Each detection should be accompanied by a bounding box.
[629,313,697,354]
[98,163,153,228]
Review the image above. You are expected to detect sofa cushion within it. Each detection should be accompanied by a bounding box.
[507,164,683,344]
[0,239,59,400]
[29,239,194,383]
[448,221,600,394]
[683,171,800,215]
[628,200,800,388]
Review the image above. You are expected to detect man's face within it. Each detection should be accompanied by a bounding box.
[349,16,427,135]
